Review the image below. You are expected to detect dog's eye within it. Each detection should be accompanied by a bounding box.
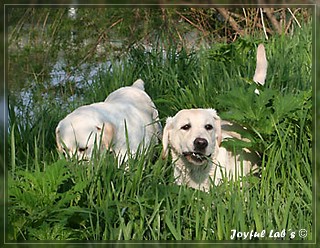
[181,124,191,130]
[78,147,88,152]
[205,124,213,130]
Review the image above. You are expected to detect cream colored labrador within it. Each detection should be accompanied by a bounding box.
[56,79,161,163]
[162,109,259,191]
[161,44,267,191]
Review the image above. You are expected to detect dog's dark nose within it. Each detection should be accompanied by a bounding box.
[194,138,208,150]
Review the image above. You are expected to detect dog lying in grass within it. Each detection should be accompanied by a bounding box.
[162,109,259,191]
[162,44,267,191]
[56,79,161,163]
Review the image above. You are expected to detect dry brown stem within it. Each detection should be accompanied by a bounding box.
[216,8,246,37]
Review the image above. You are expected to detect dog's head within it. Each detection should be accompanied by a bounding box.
[56,115,115,160]
[162,109,221,165]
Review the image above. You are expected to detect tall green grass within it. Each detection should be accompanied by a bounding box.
[7,23,312,242]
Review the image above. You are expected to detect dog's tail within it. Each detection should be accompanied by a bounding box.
[132,79,145,91]
[253,44,268,86]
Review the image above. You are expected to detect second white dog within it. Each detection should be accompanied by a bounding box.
[56,79,161,163]
[162,108,259,191]
[161,43,267,191]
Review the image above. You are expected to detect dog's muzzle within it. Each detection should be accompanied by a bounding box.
[182,151,212,165]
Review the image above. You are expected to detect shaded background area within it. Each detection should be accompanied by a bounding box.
[6,7,312,92]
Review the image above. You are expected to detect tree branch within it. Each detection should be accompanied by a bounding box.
[216,8,245,37]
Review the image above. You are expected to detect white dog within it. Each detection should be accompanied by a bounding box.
[56,79,161,163]
[161,44,267,191]
[162,109,259,191]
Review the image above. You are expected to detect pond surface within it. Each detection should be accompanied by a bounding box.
[8,16,207,124]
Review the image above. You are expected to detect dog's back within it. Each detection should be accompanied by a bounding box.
[216,120,260,181]
[105,79,162,139]
[105,79,146,103]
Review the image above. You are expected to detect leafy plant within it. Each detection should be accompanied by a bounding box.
[216,84,311,155]
[8,159,89,240]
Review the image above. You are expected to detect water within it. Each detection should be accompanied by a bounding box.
[8,8,208,127]
[12,59,113,124]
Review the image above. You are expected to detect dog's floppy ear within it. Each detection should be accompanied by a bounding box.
[208,109,222,146]
[162,117,173,159]
[98,122,115,151]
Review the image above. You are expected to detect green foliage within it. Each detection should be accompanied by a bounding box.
[216,84,311,153]
[8,159,86,240]
[208,37,260,64]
